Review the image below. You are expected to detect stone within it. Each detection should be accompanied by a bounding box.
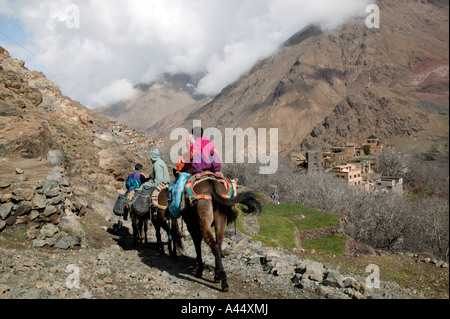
[40,223,59,237]
[0,202,13,220]
[299,278,317,290]
[297,260,326,282]
[49,213,62,224]
[55,236,73,250]
[32,239,48,247]
[43,205,57,217]
[12,189,34,202]
[1,193,12,203]
[46,238,56,246]
[5,215,16,226]
[15,201,32,216]
[0,220,6,232]
[47,194,63,205]
[40,180,60,198]
[59,212,82,234]
[31,195,47,210]
[263,250,282,262]
[272,261,295,276]
[15,168,24,175]
[46,150,63,167]
[322,270,345,288]
[26,229,40,240]
[0,180,11,189]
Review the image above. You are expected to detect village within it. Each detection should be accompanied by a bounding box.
[291,135,404,194]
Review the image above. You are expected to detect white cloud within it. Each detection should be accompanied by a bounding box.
[0,0,371,108]
[90,79,137,107]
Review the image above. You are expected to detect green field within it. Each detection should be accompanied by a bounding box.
[237,203,346,254]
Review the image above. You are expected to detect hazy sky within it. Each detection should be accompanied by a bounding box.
[0,0,371,109]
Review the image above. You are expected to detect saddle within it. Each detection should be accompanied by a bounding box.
[151,182,169,210]
[185,172,234,204]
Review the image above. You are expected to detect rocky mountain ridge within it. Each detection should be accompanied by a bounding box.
[118,0,449,159]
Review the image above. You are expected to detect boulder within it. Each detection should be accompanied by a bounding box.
[271,261,295,276]
[296,260,326,282]
[322,270,345,288]
[0,202,13,220]
[59,211,82,234]
[46,150,63,167]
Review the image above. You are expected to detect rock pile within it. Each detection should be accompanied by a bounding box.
[0,153,86,250]
[226,233,423,300]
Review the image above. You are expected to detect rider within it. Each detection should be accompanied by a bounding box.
[126,163,146,191]
[142,146,170,188]
[167,134,195,204]
[124,163,146,220]
[191,126,223,179]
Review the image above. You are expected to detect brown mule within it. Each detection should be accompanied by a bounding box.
[182,176,261,292]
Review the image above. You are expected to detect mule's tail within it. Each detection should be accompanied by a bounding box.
[210,180,262,224]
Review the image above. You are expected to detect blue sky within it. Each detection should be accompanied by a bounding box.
[0,16,28,45]
[0,13,52,76]
[0,0,371,109]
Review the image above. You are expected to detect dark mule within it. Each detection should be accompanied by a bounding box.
[130,208,150,247]
[182,177,261,292]
[151,187,183,257]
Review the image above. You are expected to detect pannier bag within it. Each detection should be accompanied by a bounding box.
[113,194,125,216]
[133,186,154,215]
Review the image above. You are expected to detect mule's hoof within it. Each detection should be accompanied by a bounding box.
[222,283,229,293]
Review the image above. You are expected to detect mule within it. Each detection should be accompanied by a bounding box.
[151,187,183,257]
[130,208,150,247]
[182,176,261,292]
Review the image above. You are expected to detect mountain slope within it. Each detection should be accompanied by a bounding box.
[99,73,207,133]
[146,0,448,157]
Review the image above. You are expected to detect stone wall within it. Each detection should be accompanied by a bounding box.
[0,167,86,249]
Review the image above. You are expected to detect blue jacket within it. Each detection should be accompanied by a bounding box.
[126,170,146,191]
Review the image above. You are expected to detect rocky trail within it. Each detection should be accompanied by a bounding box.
[0,215,426,302]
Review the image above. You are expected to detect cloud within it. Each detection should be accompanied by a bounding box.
[90,79,137,107]
[0,0,372,108]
